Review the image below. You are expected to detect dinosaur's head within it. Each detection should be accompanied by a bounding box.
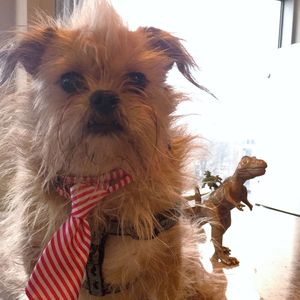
[235,156,267,180]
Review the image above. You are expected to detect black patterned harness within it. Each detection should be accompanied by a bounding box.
[84,208,181,296]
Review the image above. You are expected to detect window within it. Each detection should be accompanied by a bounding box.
[46,1,299,213]
[112,1,298,213]
[110,2,279,163]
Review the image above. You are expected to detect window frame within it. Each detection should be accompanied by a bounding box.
[278,0,295,47]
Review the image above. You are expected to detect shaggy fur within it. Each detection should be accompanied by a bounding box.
[0,1,222,299]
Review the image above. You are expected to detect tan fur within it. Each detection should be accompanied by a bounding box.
[0,1,222,299]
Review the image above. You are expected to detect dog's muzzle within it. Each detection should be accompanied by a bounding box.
[88,90,123,135]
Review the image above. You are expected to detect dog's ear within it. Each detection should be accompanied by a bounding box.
[0,27,56,85]
[141,27,215,97]
[142,27,200,87]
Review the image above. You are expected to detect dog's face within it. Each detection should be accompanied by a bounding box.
[1,1,200,180]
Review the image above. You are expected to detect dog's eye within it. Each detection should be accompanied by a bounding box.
[59,71,87,94]
[126,72,148,90]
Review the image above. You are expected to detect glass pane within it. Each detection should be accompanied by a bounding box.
[113,1,288,210]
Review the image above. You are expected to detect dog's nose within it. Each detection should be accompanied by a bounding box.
[90,90,119,114]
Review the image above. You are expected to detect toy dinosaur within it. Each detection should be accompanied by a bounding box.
[201,171,222,190]
[187,156,267,266]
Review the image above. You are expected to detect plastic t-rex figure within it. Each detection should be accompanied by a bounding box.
[199,156,267,266]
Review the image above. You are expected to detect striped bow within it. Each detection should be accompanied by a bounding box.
[25,169,132,300]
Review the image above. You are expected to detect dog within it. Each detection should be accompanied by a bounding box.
[0,1,222,299]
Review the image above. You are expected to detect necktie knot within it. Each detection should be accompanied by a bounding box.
[55,169,133,219]
[70,183,109,219]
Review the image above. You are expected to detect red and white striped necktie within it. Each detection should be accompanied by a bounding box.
[25,169,132,300]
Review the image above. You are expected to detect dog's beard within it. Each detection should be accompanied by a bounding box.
[31,89,166,181]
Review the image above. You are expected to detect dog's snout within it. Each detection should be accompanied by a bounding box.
[90,90,119,114]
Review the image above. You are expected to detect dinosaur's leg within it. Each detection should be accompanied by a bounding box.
[211,224,235,263]
[211,223,225,261]
[211,211,239,266]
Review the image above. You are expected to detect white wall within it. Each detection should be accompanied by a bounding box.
[0,0,55,32]
[0,0,16,31]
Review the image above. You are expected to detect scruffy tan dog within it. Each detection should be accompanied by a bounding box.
[0,1,221,299]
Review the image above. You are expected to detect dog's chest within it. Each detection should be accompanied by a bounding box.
[83,208,181,297]
[82,232,161,297]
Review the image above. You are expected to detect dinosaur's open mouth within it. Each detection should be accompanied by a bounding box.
[239,167,266,176]
[252,167,267,173]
